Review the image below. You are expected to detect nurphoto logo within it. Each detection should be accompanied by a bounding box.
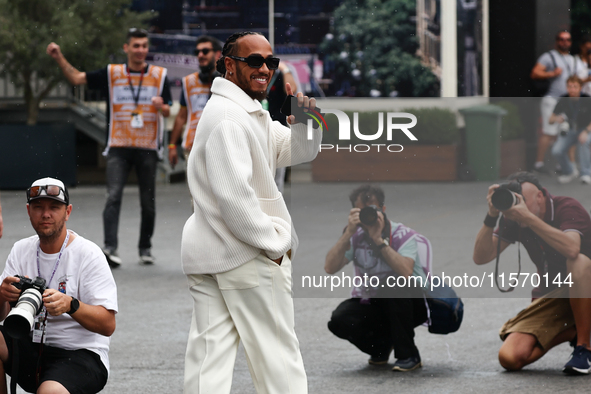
[305,109,418,153]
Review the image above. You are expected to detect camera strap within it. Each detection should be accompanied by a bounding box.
[494,217,522,292]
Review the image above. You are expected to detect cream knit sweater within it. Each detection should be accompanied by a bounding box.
[181,78,322,275]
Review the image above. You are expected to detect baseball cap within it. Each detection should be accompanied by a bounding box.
[26,177,69,205]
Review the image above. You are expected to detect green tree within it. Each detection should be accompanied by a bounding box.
[319,0,440,97]
[0,0,153,125]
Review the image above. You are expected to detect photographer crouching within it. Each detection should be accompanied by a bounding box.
[0,178,118,394]
[325,185,428,372]
[473,171,591,374]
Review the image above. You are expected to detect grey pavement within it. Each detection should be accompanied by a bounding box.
[1,172,591,393]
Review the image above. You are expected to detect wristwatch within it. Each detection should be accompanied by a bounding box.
[376,238,389,251]
[67,296,80,315]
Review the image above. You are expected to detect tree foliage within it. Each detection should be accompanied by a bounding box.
[319,0,440,97]
[0,0,154,124]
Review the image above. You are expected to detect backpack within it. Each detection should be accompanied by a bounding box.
[423,281,464,334]
[415,236,464,335]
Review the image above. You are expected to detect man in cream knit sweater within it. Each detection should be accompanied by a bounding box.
[181,32,322,394]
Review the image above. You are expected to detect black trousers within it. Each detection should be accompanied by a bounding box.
[328,288,427,360]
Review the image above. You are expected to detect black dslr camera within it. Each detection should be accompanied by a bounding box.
[4,276,47,339]
[359,205,387,226]
[491,181,522,211]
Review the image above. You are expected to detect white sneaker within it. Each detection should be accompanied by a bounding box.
[572,164,580,178]
[581,175,591,184]
[558,173,577,184]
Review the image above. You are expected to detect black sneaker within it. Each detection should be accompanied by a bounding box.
[563,345,591,375]
[139,248,155,265]
[103,248,122,268]
[392,354,422,372]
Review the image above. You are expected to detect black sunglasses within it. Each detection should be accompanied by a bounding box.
[227,55,280,70]
[195,48,213,56]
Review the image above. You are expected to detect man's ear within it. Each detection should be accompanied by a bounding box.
[381,205,386,212]
[123,43,129,54]
[224,57,235,75]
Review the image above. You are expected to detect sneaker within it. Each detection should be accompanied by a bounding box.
[563,345,591,375]
[368,347,392,365]
[581,175,591,184]
[572,165,580,178]
[392,354,422,372]
[103,248,122,268]
[139,248,155,265]
[558,173,577,184]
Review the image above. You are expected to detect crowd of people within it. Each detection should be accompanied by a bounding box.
[531,30,591,184]
[0,27,590,394]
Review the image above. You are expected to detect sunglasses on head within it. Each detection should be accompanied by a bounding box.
[227,55,280,70]
[27,185,69,204]
[195,48,213,56]
[128,28,149,35]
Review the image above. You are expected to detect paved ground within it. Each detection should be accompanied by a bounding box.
[1,172,591,393]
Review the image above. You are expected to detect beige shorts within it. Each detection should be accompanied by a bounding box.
[499,287,575,351]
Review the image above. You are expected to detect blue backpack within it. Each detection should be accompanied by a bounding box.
[414,237,464,335]
[423,280,464,334]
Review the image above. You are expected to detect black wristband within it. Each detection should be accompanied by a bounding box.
[484,214,499,228]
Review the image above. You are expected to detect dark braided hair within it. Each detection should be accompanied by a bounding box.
[216,31,264,75]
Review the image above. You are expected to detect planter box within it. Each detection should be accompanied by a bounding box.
[500,139,527,178]
[311,144,458,182]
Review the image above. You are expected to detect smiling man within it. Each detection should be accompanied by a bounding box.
[181,31,322,394]
[47,28,172,267]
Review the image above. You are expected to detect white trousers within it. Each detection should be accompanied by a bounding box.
[184,254,307,394]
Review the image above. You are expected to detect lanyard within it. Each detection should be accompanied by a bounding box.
[127,65,146,108]
[36,230,70,288]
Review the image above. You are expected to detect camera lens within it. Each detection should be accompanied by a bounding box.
[359,206,378,225]
[4,288,44,339]
[491,188,517,211]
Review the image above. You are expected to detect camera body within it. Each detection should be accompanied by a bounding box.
[4,275,47,339]
[359,205,386,226]
[491,181,522,211]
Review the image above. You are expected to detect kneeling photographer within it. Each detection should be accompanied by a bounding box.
[325,184,428,372]
[473,171,591,375]
[0,177,118,394]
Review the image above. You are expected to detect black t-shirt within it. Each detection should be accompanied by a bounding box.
[86,65,173,132]
[552,93,591,133]
[495,191,591,298]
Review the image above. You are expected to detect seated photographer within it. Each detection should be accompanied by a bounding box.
[473,171,591,374]
[325,184,428,372]
[0,177,118,394]
[549,75,591,184]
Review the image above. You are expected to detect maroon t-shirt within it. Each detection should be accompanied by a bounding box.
[495,190,591,298]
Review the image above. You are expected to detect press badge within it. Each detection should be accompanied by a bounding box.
[131,111,144,128]
[32,309,47,343]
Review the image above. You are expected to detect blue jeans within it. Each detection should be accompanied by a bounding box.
[103,148,158,250]
[551,129,591,176]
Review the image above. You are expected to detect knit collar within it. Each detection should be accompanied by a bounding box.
[211,77,263,113]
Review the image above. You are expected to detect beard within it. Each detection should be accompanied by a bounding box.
[235,67,269,101]
[32,214,66,244]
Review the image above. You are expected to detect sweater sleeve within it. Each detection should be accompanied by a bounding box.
[205,122,291,259]
[273,120,322,168]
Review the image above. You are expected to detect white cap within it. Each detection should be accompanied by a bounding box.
[28,177,69,205]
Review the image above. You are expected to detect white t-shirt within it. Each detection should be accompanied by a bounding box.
[1,231,118,372]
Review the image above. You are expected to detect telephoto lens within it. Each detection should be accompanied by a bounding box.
[491,189,517,211]
[4,276,47,339]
